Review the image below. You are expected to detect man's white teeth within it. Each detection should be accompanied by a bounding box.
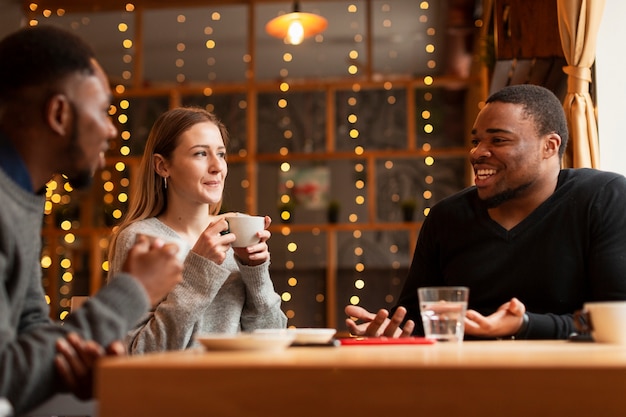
[476,169,496,179]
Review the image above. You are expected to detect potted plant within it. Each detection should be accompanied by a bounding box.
[400,198,417,222]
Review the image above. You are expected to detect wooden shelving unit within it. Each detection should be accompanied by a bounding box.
[33,1,481,328]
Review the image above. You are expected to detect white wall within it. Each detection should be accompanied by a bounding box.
[596,0,626,175]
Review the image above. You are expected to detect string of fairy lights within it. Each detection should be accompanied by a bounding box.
[28,1,449,324]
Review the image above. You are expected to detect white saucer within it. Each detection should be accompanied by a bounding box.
[291,328,337,344]
[196,333,295,352]
[254,328,337,345]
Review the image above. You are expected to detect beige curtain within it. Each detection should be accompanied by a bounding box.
[557,0,606,168]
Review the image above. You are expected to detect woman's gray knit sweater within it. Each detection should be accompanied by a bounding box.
[109,217,287,353]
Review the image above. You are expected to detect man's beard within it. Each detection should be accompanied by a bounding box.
[66,167,93,190]
[482,181,532,208]
[64,102,94,190]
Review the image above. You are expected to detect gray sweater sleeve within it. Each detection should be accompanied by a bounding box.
[111,218,286,353]
[1,273,149,416]
[126,251,286,353]
[126,251,238,352]
[0,167,150,416]
[236,257,287,331]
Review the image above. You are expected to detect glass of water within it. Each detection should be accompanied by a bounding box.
[418,286,469,343]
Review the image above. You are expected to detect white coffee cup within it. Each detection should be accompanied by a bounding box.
[575,301,626,344]
[225,214,265,248]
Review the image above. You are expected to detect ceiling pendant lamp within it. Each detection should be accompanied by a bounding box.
[265,1,328,45]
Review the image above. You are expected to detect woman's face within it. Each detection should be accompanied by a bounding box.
[165,121,227,206]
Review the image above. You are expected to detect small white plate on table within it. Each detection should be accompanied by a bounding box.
[196,332,295,352]
[254,328,337,345]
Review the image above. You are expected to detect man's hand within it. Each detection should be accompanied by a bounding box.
[55,332,126,400]
[344,305,415,338]
[124,234,183,306]
[464,297,526,338]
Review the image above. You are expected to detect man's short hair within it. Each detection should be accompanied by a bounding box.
[0,25,95,102]
[486,84,569,158]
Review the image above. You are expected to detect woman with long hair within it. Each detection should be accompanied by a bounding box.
[108,107,286,353]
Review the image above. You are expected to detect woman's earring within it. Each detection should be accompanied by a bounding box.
[163,177,168,189]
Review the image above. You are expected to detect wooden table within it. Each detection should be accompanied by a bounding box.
[96,340,626,417]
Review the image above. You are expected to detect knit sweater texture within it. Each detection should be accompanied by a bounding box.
[108,217,287,353]
[0,167,150,415]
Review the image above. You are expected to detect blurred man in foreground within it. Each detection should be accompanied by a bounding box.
[0,25,183,415]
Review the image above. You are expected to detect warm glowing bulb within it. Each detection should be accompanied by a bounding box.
[287,20,304,45]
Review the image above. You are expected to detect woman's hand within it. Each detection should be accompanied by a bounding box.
[192,217,236,265]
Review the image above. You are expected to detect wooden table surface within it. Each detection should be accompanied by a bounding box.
[96,340,626,417]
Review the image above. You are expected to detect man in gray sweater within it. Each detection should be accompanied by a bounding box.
[0,26,183,415]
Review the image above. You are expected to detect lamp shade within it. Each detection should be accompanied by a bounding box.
[265,11,328,45]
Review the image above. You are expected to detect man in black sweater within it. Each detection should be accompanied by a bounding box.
[346,84,626,340]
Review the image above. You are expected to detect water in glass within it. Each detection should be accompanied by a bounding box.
[420,300,466,342]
